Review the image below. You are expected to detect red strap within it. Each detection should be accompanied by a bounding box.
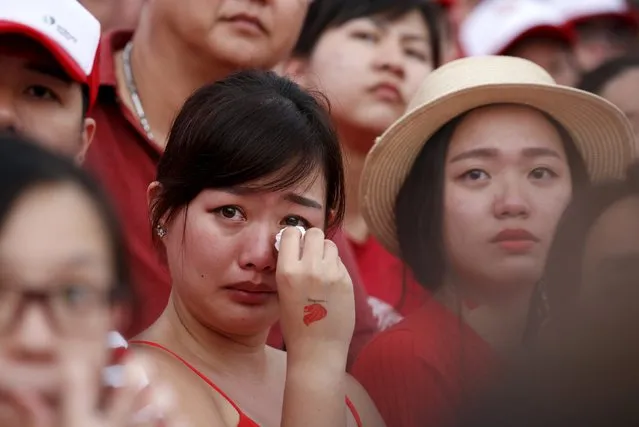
[130,340,258,426]
[346,396,364,427]
[130,340,362,427]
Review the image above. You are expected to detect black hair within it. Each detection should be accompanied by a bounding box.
[293,0,443,68]
[0,133,134,306]
[394,105,590,292]
[152,70,346,234]
[578,54,639,94]
[81,85,90,118]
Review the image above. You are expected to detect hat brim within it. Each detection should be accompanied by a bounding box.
[0,21,87,84]
[361,83,637,257]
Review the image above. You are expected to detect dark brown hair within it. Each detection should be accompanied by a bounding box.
[294,0,443,68]
[151,70,346,235]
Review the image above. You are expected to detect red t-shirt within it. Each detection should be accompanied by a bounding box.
[84,31,378,365]
[349,236,429,317]
[350,298,496,427]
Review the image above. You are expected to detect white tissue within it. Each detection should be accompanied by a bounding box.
[274,226,306,251]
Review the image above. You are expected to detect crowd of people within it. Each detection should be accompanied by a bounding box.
[1,0,639,426]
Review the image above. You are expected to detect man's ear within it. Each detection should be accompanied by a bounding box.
[75,117,96,165]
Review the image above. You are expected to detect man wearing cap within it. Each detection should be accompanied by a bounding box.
[555,0,639,72]
[460,0,580,87]
[0,0,100,163]
[84,0,378,366]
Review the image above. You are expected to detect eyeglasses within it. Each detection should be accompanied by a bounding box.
[0,284,114,336]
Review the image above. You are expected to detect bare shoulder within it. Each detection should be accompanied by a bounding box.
[130,345,236,427]
[345,374,386,427]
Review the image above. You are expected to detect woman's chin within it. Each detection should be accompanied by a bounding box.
[214,309,280,338]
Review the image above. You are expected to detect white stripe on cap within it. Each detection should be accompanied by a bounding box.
[0,0,100,76]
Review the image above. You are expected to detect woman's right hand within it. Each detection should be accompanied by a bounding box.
[0,352,186,427]
[276,227,356,367]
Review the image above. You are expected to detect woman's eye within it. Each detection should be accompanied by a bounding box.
[461,169,490,181]
[530,167,557,180]
[214,206,245,220]
[352,31,378,42]
[405,48,428,62]
[281,215,310,229]
[61,285,95,308]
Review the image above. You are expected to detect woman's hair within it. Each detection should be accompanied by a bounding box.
[539,162,639,316]
[394,105,590,291]
[0,133,133,305]
[151,70,346,234]
[578,54,639,94]
[293,0,443,68]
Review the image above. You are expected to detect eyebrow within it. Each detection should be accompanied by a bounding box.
[221,188,323,210]
[449,147,562,163]
[25,61,74,85]
[369,17,429,43]
[284,193,323,210]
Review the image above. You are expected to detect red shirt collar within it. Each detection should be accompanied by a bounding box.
[98,30,134,88]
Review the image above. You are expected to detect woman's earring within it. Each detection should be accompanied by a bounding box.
[155,224,167,238]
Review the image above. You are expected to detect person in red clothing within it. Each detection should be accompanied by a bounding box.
[459,0,580,87]
[84,0,378,361]
[132,70,384,427]
[0,0,100,162]
[0,135,182,426]
[351,55,637,427]
[282,0,442,329]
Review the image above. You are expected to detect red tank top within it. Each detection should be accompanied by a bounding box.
[129,340,363,427]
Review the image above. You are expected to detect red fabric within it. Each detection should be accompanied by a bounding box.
[350,298,496,427]
[84,31,377,362]
[349,236,429,317]
[131,340,363,427]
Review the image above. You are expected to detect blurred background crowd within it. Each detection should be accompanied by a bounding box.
[2,0,639,426]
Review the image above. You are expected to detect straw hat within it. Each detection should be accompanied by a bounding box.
[360,55,636,257]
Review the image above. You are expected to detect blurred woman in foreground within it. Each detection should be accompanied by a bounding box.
[465,163,639,427]
[0,135,180,426]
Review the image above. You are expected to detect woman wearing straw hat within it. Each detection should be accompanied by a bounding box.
[350,55,636,427]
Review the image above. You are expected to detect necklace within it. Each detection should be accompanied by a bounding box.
[122,41,155,141]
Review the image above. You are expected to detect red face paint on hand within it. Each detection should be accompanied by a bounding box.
[303,303,327,326]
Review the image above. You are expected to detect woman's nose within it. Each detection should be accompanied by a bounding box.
[238,226,279,272]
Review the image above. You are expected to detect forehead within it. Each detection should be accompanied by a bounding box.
[199,171,327,201]
[0,184,111,280]
[346,10,431,36]
[448,104,565,155]
[602,68,639,99]
[0,34,67,73]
